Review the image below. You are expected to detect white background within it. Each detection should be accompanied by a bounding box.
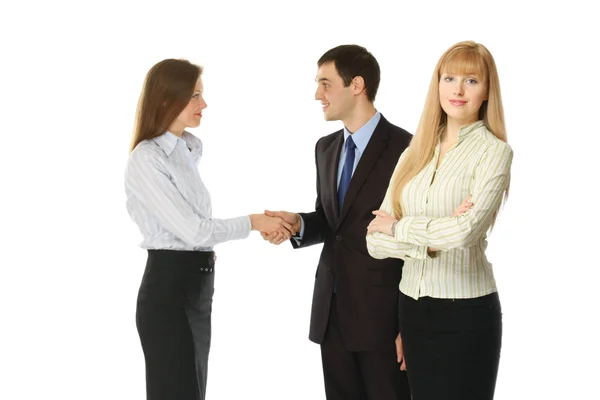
[1,1,598,399]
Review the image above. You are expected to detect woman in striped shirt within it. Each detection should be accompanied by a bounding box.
[366,41,513,400]
[124,59,293,400]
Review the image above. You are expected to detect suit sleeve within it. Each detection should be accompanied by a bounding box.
[291,140,328,249]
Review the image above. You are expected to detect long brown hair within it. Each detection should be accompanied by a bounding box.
[130,59,202,152]
[391,41,508,222]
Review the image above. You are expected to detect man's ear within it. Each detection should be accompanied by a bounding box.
[352,76,366,95]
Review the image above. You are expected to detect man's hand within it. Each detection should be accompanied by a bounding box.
[396,333,406,371]
[260,210,301,245]
[249,214,295,240]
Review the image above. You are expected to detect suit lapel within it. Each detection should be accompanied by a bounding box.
[337,118,390,227]
[323,132,344,222]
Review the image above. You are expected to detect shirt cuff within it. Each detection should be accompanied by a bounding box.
[395,217,431,260]
[406,245,430,260]
[299,216,305,238]
[230,215,252,241]
[394,216,417,243]
[294,215,305,239]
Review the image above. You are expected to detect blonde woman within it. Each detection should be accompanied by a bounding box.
[366,41,513,400]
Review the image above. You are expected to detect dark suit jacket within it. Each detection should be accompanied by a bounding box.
[292,114,413,352]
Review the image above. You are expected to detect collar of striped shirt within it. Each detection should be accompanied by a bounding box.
[436,120,486,144]
[153,130,203,157]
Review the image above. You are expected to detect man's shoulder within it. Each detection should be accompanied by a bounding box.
[379,116,412,141]
[312,115,413,150]
[315,128,343,150]
[374,117,412,157]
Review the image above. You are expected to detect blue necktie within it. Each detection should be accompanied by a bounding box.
[338,136,356,210]
[333,136,355,294]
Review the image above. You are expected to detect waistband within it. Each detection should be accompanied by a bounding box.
[147,249,216,271]
[402,291,500,308]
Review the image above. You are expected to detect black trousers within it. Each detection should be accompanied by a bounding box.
[136,250,215,400]
[320,295,412,400]
[401,292,502,400]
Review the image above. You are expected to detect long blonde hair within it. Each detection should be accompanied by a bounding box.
[391,40,509,223]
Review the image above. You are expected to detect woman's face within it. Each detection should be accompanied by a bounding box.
[439,70,487,125]
[171,77,207,134]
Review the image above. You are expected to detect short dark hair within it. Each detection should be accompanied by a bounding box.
[317,45,380,102]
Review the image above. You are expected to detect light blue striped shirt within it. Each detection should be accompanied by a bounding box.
[125,130,251,251]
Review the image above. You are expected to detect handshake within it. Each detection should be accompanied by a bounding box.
[249,210,301,245]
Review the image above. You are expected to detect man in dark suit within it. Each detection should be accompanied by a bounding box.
[263,45,412,400]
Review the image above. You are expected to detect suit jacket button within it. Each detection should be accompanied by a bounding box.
[336,235,342,241]
[328,268,333,274]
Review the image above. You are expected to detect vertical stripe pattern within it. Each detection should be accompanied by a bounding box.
[367,121,513,299]
[124,131,251,251]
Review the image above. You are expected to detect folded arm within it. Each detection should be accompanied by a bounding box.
[395,142,513,250]
[366,151,430,260]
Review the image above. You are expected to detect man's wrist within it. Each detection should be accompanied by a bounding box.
[291,214,302,237]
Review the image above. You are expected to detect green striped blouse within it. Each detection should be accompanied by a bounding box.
[366,120,513,300]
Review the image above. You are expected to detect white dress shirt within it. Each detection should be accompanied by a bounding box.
[125,130,251,251]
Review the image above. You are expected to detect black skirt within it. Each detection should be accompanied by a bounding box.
[400,292,502,400]
[136,249,216,400]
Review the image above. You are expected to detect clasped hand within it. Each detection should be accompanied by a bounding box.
[258,210,301,245]
[250,212,296,241]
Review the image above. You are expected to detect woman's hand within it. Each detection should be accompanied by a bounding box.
[249,214,295,239]
[452,195,473,217]
[367,210,397,236]
[429,195,474,253]
[259,210,302,245]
